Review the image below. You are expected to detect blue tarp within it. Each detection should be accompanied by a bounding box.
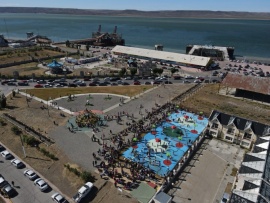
[47,60,63,68]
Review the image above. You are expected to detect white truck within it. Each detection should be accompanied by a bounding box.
[72,182,93,203]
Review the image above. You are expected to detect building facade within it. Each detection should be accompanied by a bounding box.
[206,110,270,149]
[230,136,270,203]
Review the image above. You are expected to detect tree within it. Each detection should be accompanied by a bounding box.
[157,68,163,76]
[170,68,179,76]
[65,40,70,47]
[152,68,163,76]
[0,93,7,109]
[130,68,137,77]
[152,68,159,76]
[118,68,127,77]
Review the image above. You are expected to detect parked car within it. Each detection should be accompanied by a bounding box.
[122,82,130,85]
[1,151,13,160]
[37,80,47,84]
[164,81,172,84]
[79,82,87,87]
[185,75,194,79]
[0,176,7,188]
[52,193,68,203]
[34,178,49,191]
[34,84,43,88]
[24,169,38,180]
[133,81,141,85]
[1,183,16,198]
[18,81,29,86]
[220,193,230,203]
[68,83,77,87]
[73,182,93,203]
[144,81,151,85]
[11,159,25,169]
[7,82,17,86]
[183,80,191,83]
[89,83,97,86]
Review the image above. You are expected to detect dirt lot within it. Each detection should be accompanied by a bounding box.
[181,84,270,124]
[27,85,153,101]
[0,62,46,77]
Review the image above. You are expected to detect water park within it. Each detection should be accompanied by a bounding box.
[123,110,208,177]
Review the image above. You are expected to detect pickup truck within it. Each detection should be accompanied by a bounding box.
[72,182,93,203]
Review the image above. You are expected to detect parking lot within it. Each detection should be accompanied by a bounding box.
[0,143,68,203]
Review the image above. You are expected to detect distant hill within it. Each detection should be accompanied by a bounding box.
[0,7,270,19]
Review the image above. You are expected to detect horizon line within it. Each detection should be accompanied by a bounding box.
[0,6,269,13]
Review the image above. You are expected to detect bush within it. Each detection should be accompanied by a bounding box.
[22,135,40,147]
[64,164,96,182]
[11,126,22,135]
[38,147,58,161]
[0,119,7,126]
[81,171,96,182]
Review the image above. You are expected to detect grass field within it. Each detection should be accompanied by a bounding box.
[181,84,270,124]
[0,62,47,76]
[26,85,153,100]
[0,49,63,65]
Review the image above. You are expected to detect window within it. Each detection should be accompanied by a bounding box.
[244,133,252,140]
[227,128,235,135]
[225,136,233,141]
[241,141,250,147]
[210,131,217,136]
[211,123,219,129]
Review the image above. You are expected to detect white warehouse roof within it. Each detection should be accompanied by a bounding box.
[112,45,211,67]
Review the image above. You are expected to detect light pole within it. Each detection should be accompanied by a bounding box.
[19,134,27,158]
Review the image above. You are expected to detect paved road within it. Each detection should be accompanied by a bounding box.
[0,145,67,203]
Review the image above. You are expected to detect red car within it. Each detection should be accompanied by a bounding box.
[133,81,141,85]
[34,84,43,88]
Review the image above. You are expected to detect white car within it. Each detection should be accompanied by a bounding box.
[11,159,24,168]
[51,193,68,203]
[0,176,7,187]
[24,169,38,180]
[34,178,49,191]
[1,150,13,160]
[185,75,194,79]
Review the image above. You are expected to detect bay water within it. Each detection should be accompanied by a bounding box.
[0,13,270,60]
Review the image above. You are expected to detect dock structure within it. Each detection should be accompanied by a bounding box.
[56,25,125,47]
[186,44,234,61]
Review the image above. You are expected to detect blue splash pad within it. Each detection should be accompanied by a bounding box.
[123,110,208,177]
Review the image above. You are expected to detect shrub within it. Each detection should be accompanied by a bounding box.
[22,135,40,147]
[38,147,58,161]
[11,126,22,135]
[81,171,96,182]
[0,119,7,126]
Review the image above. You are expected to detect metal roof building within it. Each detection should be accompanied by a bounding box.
[112,45,212,67]
[230,136,270,203]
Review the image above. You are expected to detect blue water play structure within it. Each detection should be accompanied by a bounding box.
[123,110,208,177]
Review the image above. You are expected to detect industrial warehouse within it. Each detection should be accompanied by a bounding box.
[112,45,212,69]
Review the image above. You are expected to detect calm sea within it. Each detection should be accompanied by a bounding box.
[0,13,270,60]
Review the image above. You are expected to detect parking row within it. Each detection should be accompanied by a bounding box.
[0,144,68,203]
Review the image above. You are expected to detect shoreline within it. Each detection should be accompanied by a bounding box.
[1,12,270,21]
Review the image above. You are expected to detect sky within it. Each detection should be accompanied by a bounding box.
[0,0,270,12]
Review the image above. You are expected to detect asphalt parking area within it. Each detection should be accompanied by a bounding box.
[169,139,244,203]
